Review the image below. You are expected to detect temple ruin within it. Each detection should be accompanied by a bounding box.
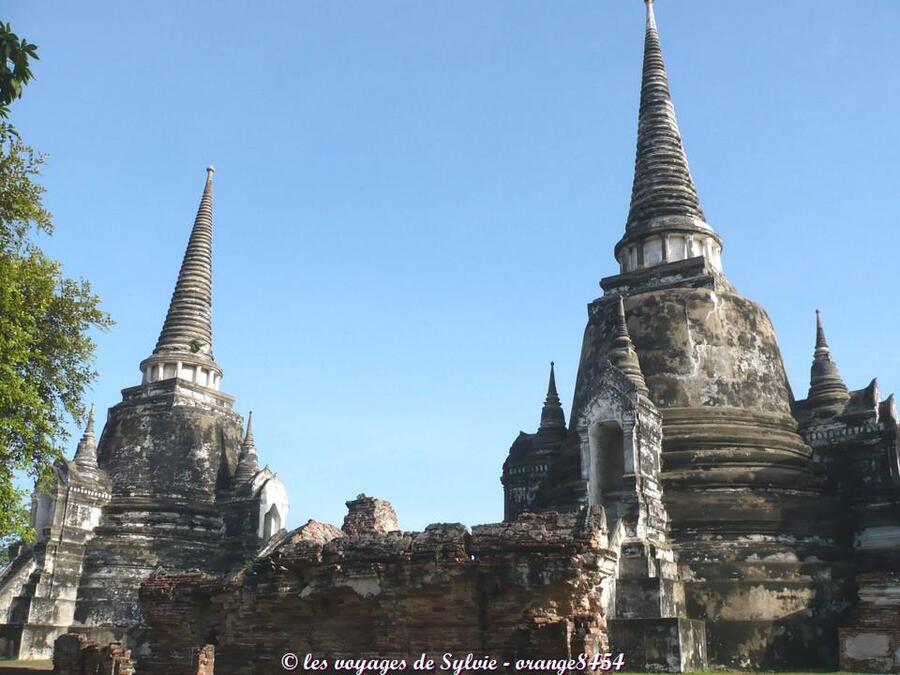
[0,1,898,672]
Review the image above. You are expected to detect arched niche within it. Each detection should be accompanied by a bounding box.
[262,504,282,541]
[590,421,627,505]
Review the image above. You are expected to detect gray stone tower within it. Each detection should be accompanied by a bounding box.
[793,312,900,673]
[0,168,289,659]
[509,1,849,668]
[72,167,245,642]
[501,363,567,520]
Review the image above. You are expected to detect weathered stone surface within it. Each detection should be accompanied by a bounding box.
[0,422,113,660]
[0,170,290,662]
[70,378,244,643]
[519,4,860,669]
[502,363,568,521]
[531,274,847,669]
[342,494,400,534]
[8,4,900,673]
[840,626,900,674]
[608,617,705,672]
[138,507,617,675]
[52,633,133,675]
[838,571,900,673]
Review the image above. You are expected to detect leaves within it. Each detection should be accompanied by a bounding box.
[0,127,112,544]
[0,22,39,120]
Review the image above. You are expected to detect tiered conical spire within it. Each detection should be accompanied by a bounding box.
[153,167,216,360]
[234,411,260,485]
[73,404,100,472]
[540,362,566,429]
[806,310,849,409]
[609,296,649,395]
[627,0,704,229]
[614,0,722,271]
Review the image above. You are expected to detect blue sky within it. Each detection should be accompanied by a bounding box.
[7,1,900,531]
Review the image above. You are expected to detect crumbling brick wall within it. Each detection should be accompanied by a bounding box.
[135,571,228,674]
[139,507,616,675]
[342,493,400,534]
[53,633,133,675]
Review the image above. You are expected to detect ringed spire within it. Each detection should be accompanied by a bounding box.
[234,411,260,485]
[806,310,849,410]
[540,362,566,429]
[140,167,223,390]
[614,0,723,275]
[73,404,100,473]
[154,166,215,357]
[608,296,649,395]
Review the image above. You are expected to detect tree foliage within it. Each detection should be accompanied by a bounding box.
[0,25,111,548]
[0,22,38,120]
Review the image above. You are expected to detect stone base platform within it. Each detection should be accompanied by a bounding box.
[607,617,706,672]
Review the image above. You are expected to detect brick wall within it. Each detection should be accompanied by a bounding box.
[139,508,616,675]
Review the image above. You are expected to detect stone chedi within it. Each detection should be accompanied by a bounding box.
[133,4,897,673]
[134,5,893,673]
[0,167,289,660]
[5,2,900,672]
[501,362,567,521]
[502,1,900,671]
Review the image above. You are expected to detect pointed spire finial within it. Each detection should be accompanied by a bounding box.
[234,410,260,486]
[540,361,566,429]
[815,309,829,351]
[609,295,649,395]
[548,362,559,398]
[244,410,255,447]
[627,0,704,229]
[807,309,849,410]
[73,403,100,473]
[616,295,628,336]
[645,0,656,28]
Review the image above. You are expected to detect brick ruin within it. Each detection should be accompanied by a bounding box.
[137,500,620,675]
[0,1,898,672]
[52,634,134,675]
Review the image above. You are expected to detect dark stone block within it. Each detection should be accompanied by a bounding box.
[608,617,706,672]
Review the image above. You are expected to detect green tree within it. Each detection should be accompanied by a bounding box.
[0,21,38,121]
[0,24,112,549]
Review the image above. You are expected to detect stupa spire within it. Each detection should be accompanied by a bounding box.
[154,166,216,358]
[73,404,99,472]
[806,310,849,409]
[140,168,223,390]
[243,410,255,447]
[609,296,649,395]
[540,362,566,429]
[815,309,829,351]
[613,1,723,275]
[234,411,260,485]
